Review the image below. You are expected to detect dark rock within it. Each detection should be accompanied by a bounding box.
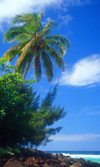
[3,158,24,167]
[1,149,100,167]
[78,158,86,164]
[0,159,7,167]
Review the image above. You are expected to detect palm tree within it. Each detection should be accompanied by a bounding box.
[4,13,70,81]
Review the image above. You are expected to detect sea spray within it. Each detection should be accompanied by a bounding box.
[50,151,100,163]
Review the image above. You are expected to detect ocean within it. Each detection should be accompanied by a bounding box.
[49,151,100,163]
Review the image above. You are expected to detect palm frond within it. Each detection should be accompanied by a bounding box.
[15,52,33,74]
[12,13,42,35]
[10,33,32,43]
[41,51,53,81]
[4,27,25,42]
[46,35,70,48]
[38,12,43,32]
[40,19,54,37]
[46,45,65,70]
[46,39,66,57]
[21,38,35,52]
[4,49,20,61]
[16,51,29,68]
[24,14,41,34]
[16,39,34,68]
[38,12,44,21]
[4,41,29,60]
[12,13,37,24]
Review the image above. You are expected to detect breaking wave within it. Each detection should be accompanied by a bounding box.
[62,153,100,159]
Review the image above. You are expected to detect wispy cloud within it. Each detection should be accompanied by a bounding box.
[71,111,100,117]
[66,0,90,6]
[59,54,100,86]
[59,14,73,25]
[86,111,100,115]
[50,133,100,142]
[59,0,90,9]
[0,0,90,24]
[70,105,100,117]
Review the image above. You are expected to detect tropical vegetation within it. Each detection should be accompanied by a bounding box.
[4,13,69,80]
[0,12,68,158]
[0,58,65,148]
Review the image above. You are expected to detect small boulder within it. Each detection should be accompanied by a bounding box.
[70,162,83,167]
[3,158,24,167]
[60,162,68,167]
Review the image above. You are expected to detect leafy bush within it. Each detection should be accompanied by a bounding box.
[0,58,65,148]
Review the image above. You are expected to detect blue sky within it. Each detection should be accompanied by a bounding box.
[0,0,100,151]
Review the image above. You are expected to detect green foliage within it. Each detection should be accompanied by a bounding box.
[0,147,14,158]
[0,147,21,158]
[4,13,70,81]
[0,64,65,148]
[0,57,15,72]
[0,57,35,84]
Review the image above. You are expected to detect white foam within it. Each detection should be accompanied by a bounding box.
[62,153,100,159]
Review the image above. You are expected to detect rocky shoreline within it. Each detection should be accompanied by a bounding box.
[0,149,100,167]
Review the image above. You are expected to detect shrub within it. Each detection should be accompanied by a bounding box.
[0,58,65,148]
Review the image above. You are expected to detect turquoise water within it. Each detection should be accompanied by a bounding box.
[49,151,100,163]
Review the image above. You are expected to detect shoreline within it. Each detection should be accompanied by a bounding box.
[0,148,100,167]
[46,150,100,163]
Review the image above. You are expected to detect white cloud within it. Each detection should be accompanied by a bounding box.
[0,0,90,24]
[60,54,100,86]
[50,133,100,142]
[0,0,61,23]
